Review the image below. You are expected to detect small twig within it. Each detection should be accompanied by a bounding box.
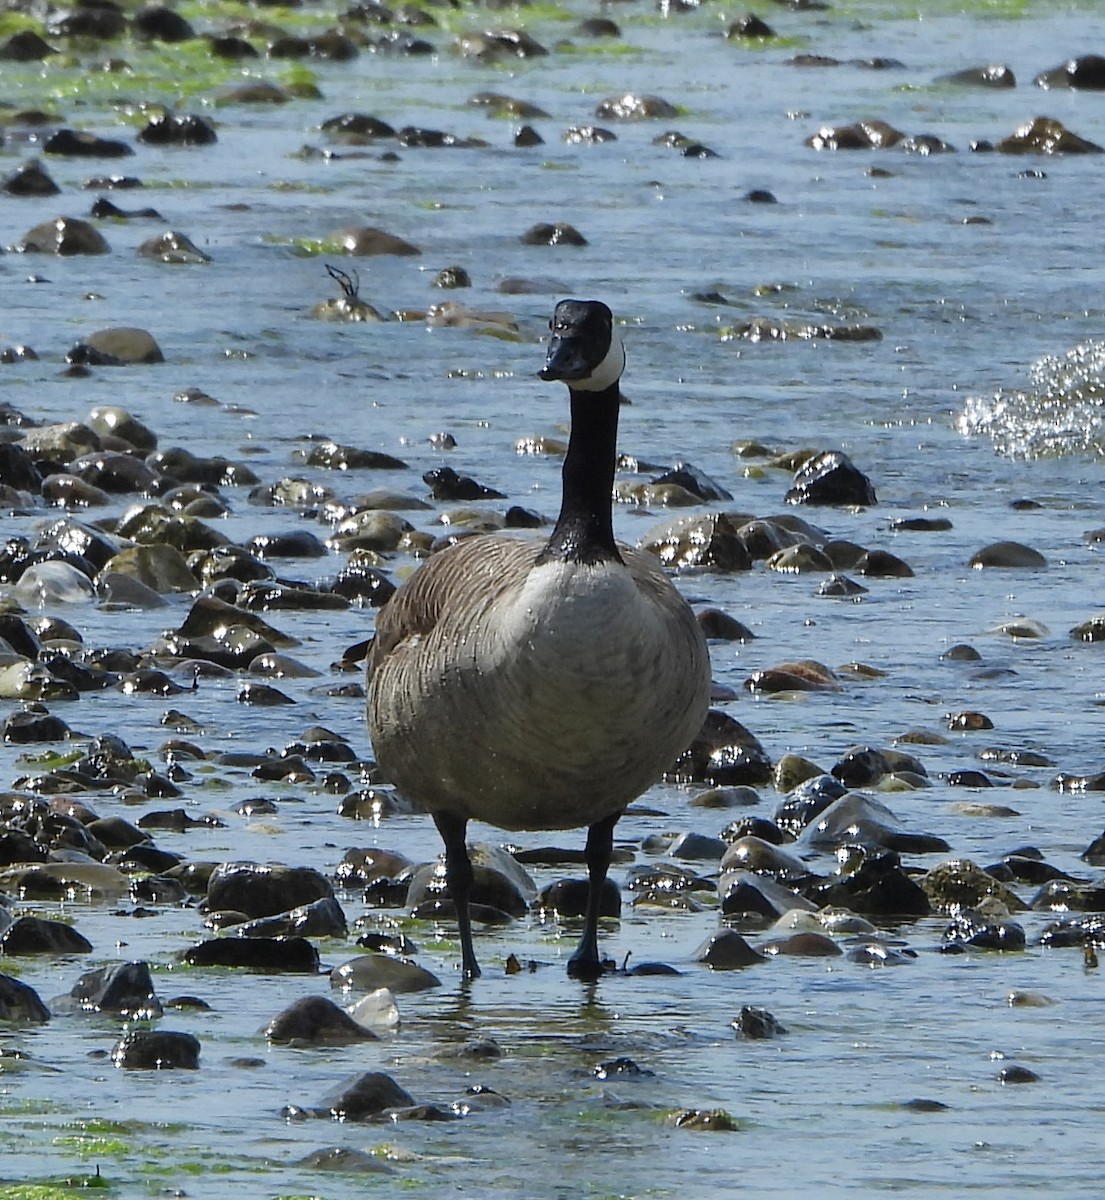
[325,262,360,302]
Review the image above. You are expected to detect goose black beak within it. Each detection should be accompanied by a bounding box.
[539,335,589,382]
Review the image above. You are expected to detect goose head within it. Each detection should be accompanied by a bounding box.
[539,299,625,393]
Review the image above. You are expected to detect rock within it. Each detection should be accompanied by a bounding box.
[3,159,61,196]
[745,660,840,694]
[138,113,216,146]
[205,861,333,918]
[720,836,807,880]
[15,216,110,255]
[237,896,348,939]
[331,954,441,994]
[295,1147,396,1174]
[537,876,621,918]
[520,222,588,246]
[806,119,905,150]
[137,230,212,263]
[672,710,773,785]
[732,1006,787,1038]
[43,129,133,158]
[938,64,1016,88]
[995,116,1103,154]
[98,544,196,594]
[921,859,1027,915]
[786,451,876,506]
[182,936,321,972]
[314,1071,416,1120]
[265,994,378,1043]
[1035,55,1105,90]
[968,541,1047,568]
[423,466,505,501]
[810,850,931,917]
[74,327,165,365]
[693,928,766,968]
[943,912,1026,951]
[798,793,949,854]
[13,562,96,606]
[718,870,817,921]
[0,915,93,955]
[406,842,535,918]
[56,960,162,1017]
[331,226,420,256]
[112,1029,200,1069]
[594,93,678,119]
[0,972,51,1023]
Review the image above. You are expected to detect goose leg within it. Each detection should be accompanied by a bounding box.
[567,810,620,980]
[433,811,481,980]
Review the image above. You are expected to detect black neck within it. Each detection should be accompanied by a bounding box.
[538,383,622,565]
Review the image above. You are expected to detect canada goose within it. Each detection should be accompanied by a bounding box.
[366,299,711,979]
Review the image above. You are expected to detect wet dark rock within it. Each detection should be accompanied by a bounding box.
[732,1006,787,1038]
[968,541,1047,568]
[43,129,133,158]
[406,844,534,918]
[726,14,775,38]
[745,659,840,694]
[843,939,917,966]
[563,125,617,144]
[939,64,1015,88]
[0,972,50,1024]
[1039,915,1105,948]
[313,1071,416,1120]
[3,159,61,197]
[137,230,211,264]
[520,222,588,246]
[16,217,110,256]
[718,870,815,922]
[112,1028,200,1069]
[722,816,787,845]
[74,327,164,365]
[595,93,678,120]
[182,936,321,972]
[696,608,755,641]
[265,994,377,1043]
[423,466,505,501]
[134,5,195,40]
[1031,879,1105,913]
[205,862,334,919]
[856,549,913,577]
[593,1055,653,1080]
[757,931,841,957]
[331,953,440,993]
[1071,615,1105,642]
[514,125,544,147]
[995,116,1103,154]
[3,709,70,744]
[693,928,766,968]
[719,836,807,880]
[799,793,949,855]
[786,451,876,506]
[669,1108,740,1132]
[331,226,421,256]
[999,1064,1040,1084]
[337,847,414,887]
[672,710,772,785]
[943,912,1026,951]
[832,745,890,788]
[237,896,348,939]
[810,851,931,917]
[916,859,1022,912]
[137,111,215,144]
[295,1146,396,1174]
[1035,55,1105,90]
[640,512,753,572]
[57,960,162,1017]
[305,440,408,470]
[774,773,848,837]
[806,119,905,150]
[0,915,93,955]
[537,877,620,919]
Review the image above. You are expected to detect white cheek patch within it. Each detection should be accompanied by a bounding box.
[572,323,625,392]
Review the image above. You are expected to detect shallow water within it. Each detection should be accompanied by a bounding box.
[2,0,1105,1196]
